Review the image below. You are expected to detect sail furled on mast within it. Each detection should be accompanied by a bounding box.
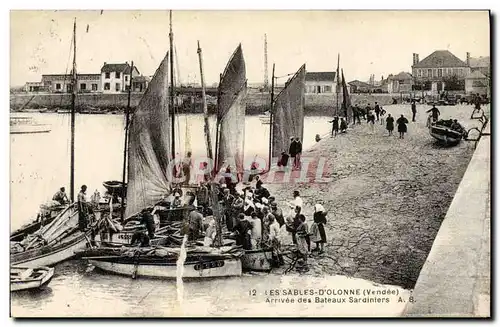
[271,64,306,158]
[125,52,171,217]
[216,44,247,174]
[341,69,352,122]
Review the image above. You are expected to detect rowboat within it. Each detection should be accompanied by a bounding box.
[242,248,273,272]
[429,119,466,145]
[10,266,55,292]
[10,116,51,134]
[81,246,243,279]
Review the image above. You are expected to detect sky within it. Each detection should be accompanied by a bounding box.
[10,10,490,87]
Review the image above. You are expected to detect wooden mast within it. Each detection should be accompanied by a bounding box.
[197,41,214,160]
[197,41,222,247]
[120,61,134,221]
[70,18,77,202]
[169,10,176,162]
[214,73,223,175]
[267,63,275,170]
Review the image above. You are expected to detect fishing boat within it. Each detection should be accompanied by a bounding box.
[56,108,71,114]
[11,204,94,267]
[10,203,66,242]
[10,19,95,267]
[10,266,55,292]
[429,119,466,145]
[241,248,273,272]
[10,116,51,134]
[81,245,243,279]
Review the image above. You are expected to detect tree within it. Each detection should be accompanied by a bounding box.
[443,75,465,91]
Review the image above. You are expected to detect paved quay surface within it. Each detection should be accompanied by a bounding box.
[265,103,487,289]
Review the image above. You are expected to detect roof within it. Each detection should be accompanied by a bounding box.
[133,75,151,83]
[465,70,487,79]
[305,72,336,82]
[348,80,372,88]
[469,56,490,68]
[101,63,139,74]
[388,72,412,81]
[413,50,467,68]
[42,74,101,82]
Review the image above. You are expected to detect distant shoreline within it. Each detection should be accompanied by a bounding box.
[10,92,402,116]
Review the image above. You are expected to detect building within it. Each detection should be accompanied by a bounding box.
[387,72,413,93]
[348,80,373,93]
[24,81,45,93]
[411,50,471,93]
[100,62,140,93]
[131,75,151,92]
[469,56,490,78]
[465,70,489,95]
[41,73,101,93]
[305,72,336,94]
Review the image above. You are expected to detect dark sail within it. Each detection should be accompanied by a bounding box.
[125,52,171,217]
[271,64,306,158]
[341,69,352,122]
[216,44,247,174]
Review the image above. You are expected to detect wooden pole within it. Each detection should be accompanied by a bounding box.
[169,10,176,162]
[120,61,134,221]
[70,18,77,202]
[268,63,275,170]
[197,41,222,248]
[197,41,213,160]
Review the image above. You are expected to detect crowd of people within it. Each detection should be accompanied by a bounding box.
[327,100,448,140]
[171,178,330,270]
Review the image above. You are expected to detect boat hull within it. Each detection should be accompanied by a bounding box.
[11,231,91,268]
[242,248,273,272]
[429,125,463,145]
[10,124,51,134]
[10,267,55,292]
[89,257,242,278]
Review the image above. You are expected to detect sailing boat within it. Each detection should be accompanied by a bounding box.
[82,13,243,279]
[11,19,95,268]
[340,69,353,123]
[262,64,306,172]
[214,44,247,180]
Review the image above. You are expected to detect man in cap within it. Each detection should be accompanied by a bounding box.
[288,137,298,165]
[77,185,89,231]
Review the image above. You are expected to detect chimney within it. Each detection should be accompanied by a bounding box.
[413,53,419,65]
[466,52,470,66]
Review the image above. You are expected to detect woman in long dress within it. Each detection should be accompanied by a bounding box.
[386,114,394,136]
[310,204,327,254]
[396,114,409,139]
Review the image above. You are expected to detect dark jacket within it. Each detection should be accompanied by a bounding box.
[289,140,298,157]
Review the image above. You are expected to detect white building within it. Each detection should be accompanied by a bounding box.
[41,73,101,93]
[305,72,337,94]
[100,62,140,93]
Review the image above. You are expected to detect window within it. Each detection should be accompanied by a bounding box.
[67,84,73,93]
[105,72,110,79]
[427,69,432,78]
[92,84,98,91]
[80,83,86,90]
[125,85,130,91]
[417,69,422,78]
[125,75,128,82]
[115,72,121,78]
[56,83,61,90]
[115,83,121,91]
[104,83,110,90]
[438,69,442,78]
[323,85,332,93]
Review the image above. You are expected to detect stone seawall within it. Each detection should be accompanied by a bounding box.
[403,129,490,317]
[11,92,399,115]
